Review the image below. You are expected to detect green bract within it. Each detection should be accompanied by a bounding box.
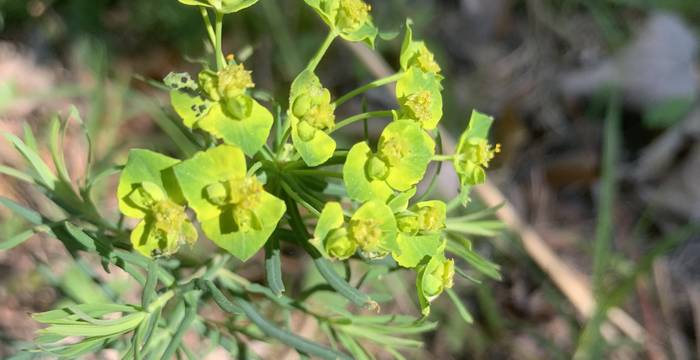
[417,255,455,316]
[312,201,399,260]
[343,120,434,202]
[378,119,435,190]
[178,0,259,13]
[164,72,214,129]
[289,70,336,166]
[173,145,286,261]
[454,110,500,204]
[394,200,447,268]
[304,0,378,47]
[343,141,394,203]
[117,149,197,257]
[400,19,442,76]
[165,64,273,156]
[396,67,443,130]
[312,202,356,260]
[349,200,398,259]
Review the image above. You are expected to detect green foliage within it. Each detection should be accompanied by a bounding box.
[0,1,504,358]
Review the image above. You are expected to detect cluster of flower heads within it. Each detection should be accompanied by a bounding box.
[117,0,499,316]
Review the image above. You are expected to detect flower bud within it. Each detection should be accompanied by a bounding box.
[217,63,254,99]
[336,0,372,33]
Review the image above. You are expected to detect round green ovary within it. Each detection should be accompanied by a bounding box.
[222,95,253,120]
[324,228,357,259]
[293,88,335,141]
[422,258,454,298]
[365,155,389,180]
[205,176,264,232]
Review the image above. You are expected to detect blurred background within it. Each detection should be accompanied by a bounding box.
[1,0,700,358]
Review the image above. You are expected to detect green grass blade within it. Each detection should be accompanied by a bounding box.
[0,229,34,250]
[48,115,72,183]
[2,132,57,189]
[0,197,43,225]
[445,288,473,324]
[0,165,37,184]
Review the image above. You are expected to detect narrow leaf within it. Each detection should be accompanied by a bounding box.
[2,132,57,188]
[445,288,473,324]
[0,165,37,184]
[0,229,34,250]
[265,236,285,295]
[0,197,43,225]
[48,115,72,183]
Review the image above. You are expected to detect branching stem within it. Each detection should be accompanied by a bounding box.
[333,72,404,107]
[331,110,393,133]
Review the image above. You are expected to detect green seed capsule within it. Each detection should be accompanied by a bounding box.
[297,120,317,142]
[223,95,253,120]
[365,155,389,180]
[292,94,312,118]
[205,182,229,206]
[324,228,357,260]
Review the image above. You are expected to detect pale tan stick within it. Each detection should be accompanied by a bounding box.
[344,41,645,344]
[654,260,691,360]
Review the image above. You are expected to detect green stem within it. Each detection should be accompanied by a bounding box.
[200,7,217,50]
[331,110,393,133]
[276,126,292,157]
[289,169,343,178]
[281,180,321,217]
[307,31,337,72]
[202,280,350,360]
[215,11,225,70]
[282,150,348,170]
[333,72,404,107]
[432,154,455,161]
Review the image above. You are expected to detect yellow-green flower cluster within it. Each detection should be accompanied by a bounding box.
[165,61,273,157]
[114,1,498,323]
